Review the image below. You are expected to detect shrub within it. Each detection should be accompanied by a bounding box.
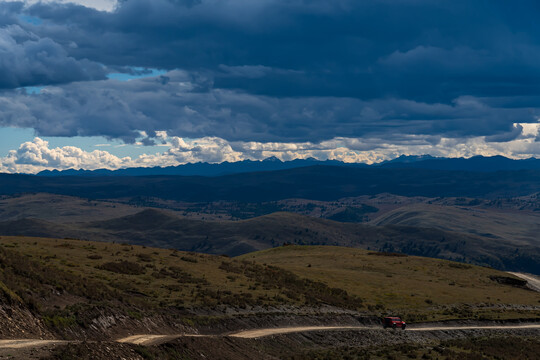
[98,261,146,275]
[137,253,153,262]
[180,256,198,263]
[367,251,407,257]
[42,314,77,328]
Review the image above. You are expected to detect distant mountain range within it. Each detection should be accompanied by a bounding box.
[2,165,540,201]
[36,155,540,177]
[37,157,363,177]
[378,155,540,171]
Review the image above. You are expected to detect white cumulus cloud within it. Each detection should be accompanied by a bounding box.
[1,130,539,174]
[0,137,131,173]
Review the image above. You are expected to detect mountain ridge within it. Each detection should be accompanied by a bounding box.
[2,166,539,201]
[34,155,540,177]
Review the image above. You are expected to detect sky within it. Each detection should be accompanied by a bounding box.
[0,0,540,173]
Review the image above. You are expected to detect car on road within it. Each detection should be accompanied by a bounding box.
[382,316,406,330]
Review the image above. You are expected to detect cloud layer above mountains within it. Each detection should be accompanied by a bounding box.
[2,131,539,174]
[0,0,540,171]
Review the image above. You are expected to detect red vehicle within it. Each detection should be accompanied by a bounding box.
[382,316,406,330]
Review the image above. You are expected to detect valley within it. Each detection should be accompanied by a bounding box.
[0,191,538,273]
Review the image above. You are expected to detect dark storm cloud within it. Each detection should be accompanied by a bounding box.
[21,0,540,101]
[0,71,534,143]
[0,1,107,90]
[0,0,539,143]
[0,24,107,89]
[0,2,23,25]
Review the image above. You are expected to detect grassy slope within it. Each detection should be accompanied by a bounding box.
[2,209,538,273]
[0,193,144,223]
[239,245,540,321]
[0,236,363,313]
[371,203,540,247]
[0,236,538,326]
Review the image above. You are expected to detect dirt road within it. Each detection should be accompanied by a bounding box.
[1,324,538,350]
[0,339,67,349]
[116,334,182,346]
[228,326,372,338]
[409,324,540,331]
[116,333,211,346]
[228,324,540,338]
[509,272,540,292]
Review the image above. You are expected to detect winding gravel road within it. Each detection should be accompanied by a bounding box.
[117,333,212,346]
[0,339,69,349]
[0,324,538,350]
[226,324,540,339]
[113,323,540,343]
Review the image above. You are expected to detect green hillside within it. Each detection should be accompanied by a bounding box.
[0,236,364,312]
[240,245,540,321]
[0,237,537,328]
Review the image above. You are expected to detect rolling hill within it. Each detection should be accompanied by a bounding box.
[0,209,537,273]
[239,245,540,321]
[371,203,540,246]
[0,193,145,223]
